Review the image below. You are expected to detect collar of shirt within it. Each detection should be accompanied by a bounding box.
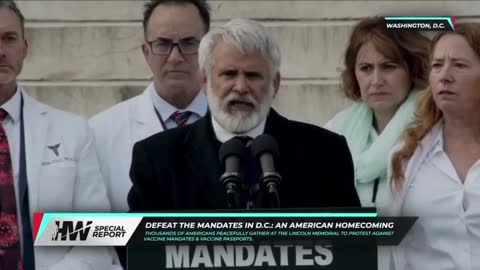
[148,82,207,121]
[1,87,21,124]
[211,115,267,143]
[424,119,463,181]
[429,119,445,158]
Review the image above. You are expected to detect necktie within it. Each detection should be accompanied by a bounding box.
[236,136,252,147]
[171,111,193,127]
[0,109,23,270]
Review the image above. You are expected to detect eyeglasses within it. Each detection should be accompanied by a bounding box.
[147,38,200,56]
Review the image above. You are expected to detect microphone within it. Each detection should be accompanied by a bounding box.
[218,138,247,209]
[250,134,281,208]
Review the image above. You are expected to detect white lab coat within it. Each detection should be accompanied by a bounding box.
[89,84,164,212]
[21,89,114,270]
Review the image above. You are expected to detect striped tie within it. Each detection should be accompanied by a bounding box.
[171,111,193,127]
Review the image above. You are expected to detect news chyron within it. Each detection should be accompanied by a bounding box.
[384,16,456,31]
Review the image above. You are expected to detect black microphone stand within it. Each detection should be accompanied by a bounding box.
[220,172,241,209]
[219,137,248,209]
[250,134,282,208]
[260,171,281,208]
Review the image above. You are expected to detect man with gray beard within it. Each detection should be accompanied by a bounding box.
[128,19,360,211]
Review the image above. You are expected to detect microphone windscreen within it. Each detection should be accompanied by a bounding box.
[218,137,247,165]
[250,134,280,159]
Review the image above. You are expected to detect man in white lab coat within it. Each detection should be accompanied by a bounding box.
[89,0,210,212]
[0,1,114,269]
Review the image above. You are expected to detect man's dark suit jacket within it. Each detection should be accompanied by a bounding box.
[128,109,360,210]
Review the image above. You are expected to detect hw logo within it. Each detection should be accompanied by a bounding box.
[52,221,93,241]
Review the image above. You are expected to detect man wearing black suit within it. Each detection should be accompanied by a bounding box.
[128,18,360,211]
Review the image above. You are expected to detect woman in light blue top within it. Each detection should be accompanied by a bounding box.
[325,17,430,209]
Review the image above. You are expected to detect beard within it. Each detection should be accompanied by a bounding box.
[207,83,275,134]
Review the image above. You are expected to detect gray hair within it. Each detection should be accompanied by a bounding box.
[198,18,281,77]
[0,0,25,38]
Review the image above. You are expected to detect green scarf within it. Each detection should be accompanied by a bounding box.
[325,90,419,185]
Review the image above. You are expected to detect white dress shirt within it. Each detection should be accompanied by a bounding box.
[211,115,266,143]
[400,123,480,270]
[0,89,25,253]
[149,85,207,129]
